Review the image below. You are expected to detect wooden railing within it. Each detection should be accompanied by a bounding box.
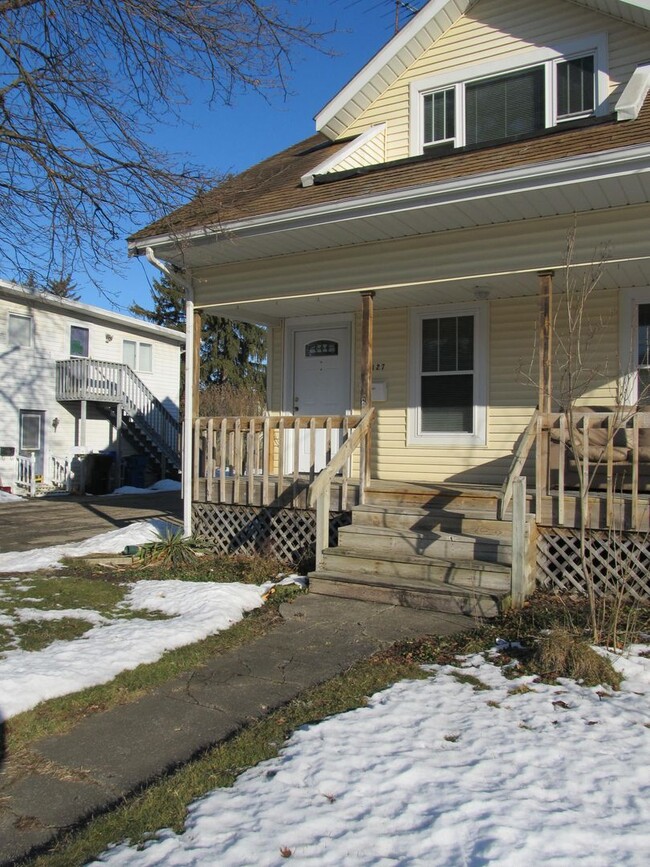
[56,358,180,467]
[16,454,36,496]
[193,413,367,508]
[536,408,650,530]
[308,408,375,567]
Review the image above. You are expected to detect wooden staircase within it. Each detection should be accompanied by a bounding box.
[309,481,535,618]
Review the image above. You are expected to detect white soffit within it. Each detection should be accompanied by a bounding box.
[316,0,650,140]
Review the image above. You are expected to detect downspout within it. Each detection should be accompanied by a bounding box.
[145,247,194,538]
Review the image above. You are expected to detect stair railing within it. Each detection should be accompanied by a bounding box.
[16,454,36,496]
[308,407,375,569]
[498,409,538,520]
[56,359,181,467]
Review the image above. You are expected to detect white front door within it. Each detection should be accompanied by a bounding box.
[288,325,352,472]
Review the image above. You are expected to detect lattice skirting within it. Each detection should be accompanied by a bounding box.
[537,528,650,601]
[192,503,350,563]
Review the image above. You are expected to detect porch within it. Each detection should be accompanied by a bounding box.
[191,407,650,611]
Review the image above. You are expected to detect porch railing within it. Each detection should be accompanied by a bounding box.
[16,454,36,496]
[193,413,367,508]
[500,407,650,532]
[309,408,375,567]
[536,408,650,530]
[50,455,71,489]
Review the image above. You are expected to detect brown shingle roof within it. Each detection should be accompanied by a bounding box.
[130,103,650,244]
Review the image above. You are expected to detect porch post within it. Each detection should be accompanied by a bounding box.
[193,308,202,420]
[183,283,195,537]
[538,270,554,415]
[360,291,375,409]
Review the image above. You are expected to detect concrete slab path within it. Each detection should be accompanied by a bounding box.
[0,491,182,553]
[0,594,473,865]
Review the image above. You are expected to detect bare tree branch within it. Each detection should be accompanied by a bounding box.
[0,0,324,285]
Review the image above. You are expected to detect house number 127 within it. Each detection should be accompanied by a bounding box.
[373,362,385,371]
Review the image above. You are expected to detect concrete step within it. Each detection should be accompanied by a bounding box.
[308,571,503,618]
[320,547,511,593]
[337,523,513,566]
[350,504,519,538]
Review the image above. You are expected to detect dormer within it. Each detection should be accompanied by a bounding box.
[313,0,650,169]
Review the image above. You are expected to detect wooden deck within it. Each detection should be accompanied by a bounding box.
[195,475,361,511]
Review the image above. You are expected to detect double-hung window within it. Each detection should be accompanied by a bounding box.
[637,303,650,400]
[415,36,605,155]
[409,305,487,446]
[7,314,32,347]
[123,340,153,373]
[70,325,89,357]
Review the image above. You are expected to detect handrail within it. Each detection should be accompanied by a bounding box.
[308,407,375,568]
[499,409,539,519]
[308,408,375,508]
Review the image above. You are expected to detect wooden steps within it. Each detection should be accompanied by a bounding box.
[308,483,528,618]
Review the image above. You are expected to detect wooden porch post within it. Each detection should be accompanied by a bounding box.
[538,270,554,414]
[360,291,375,409]
[193,308,202,420]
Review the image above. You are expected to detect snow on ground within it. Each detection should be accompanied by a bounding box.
[94,648,650,867]
[0,521,304,717]
[108,480,182,496]
[0,490,21,502]
[0,519,174,573]
[0,579,272,719]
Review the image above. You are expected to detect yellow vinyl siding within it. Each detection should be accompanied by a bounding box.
[327,129,386,173]
[368,290,619,485]
[340,0,649,161]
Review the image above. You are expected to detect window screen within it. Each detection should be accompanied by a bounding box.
[123,340,137,369]
[557,55,594,117]
[423,88,455,145]
[420,315,474,433]
[8,314,32,347]
[466,66,545,145]
[139,343,152,372]
[20,413,41,450]
[70,326,89,357]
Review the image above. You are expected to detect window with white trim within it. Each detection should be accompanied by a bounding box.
[637,303,650,400]
[123,340,153,372]
[409,304,487,446]
[414,36,607,155]
[7,313,32,347]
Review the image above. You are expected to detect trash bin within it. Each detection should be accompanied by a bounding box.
[124,454,148,488]
[85,453,114,495]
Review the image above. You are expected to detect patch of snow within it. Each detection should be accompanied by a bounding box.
[0,490,21,502]
[93,650,650,867]
[0,579,269,719]
[0,519,174,574]
[108,480,181,496]
[14,607,110,625]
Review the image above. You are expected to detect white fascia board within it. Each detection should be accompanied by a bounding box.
[300,125,386,187]
[0,280,186,343]
[314,0,474,134]
[616,64,650,119]
[133,142,650,254]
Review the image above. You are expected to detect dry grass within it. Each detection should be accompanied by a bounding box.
[531,628,622,689]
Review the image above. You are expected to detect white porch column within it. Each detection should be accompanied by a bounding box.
[183,284,195,538]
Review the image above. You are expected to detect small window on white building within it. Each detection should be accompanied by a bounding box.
[7,314,32,347]
[123,340,152,372]
[70,326,89,357]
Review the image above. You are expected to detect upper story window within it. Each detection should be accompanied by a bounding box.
[7,313,32,347]
[70,325,89,357]
[413,35,607,156]
[123,340,153,373]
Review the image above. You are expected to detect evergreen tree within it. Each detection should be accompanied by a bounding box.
[131,276,266,397]
[45,273,81,301]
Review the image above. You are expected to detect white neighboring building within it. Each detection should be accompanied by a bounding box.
[0,279,184,495]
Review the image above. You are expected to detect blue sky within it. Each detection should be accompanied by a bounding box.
[83,0,423,315]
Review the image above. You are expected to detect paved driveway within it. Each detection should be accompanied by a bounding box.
[0,491,182,553]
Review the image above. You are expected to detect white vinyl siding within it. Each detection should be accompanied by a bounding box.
[340,0,650,162]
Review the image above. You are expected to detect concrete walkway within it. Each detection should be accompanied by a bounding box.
[0,491,182,553]
[0,594,473,864]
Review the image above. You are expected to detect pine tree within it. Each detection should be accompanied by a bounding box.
[45,273,81,301]
[131,276,267,403]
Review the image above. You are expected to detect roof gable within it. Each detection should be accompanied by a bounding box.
[316,0,650,139]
